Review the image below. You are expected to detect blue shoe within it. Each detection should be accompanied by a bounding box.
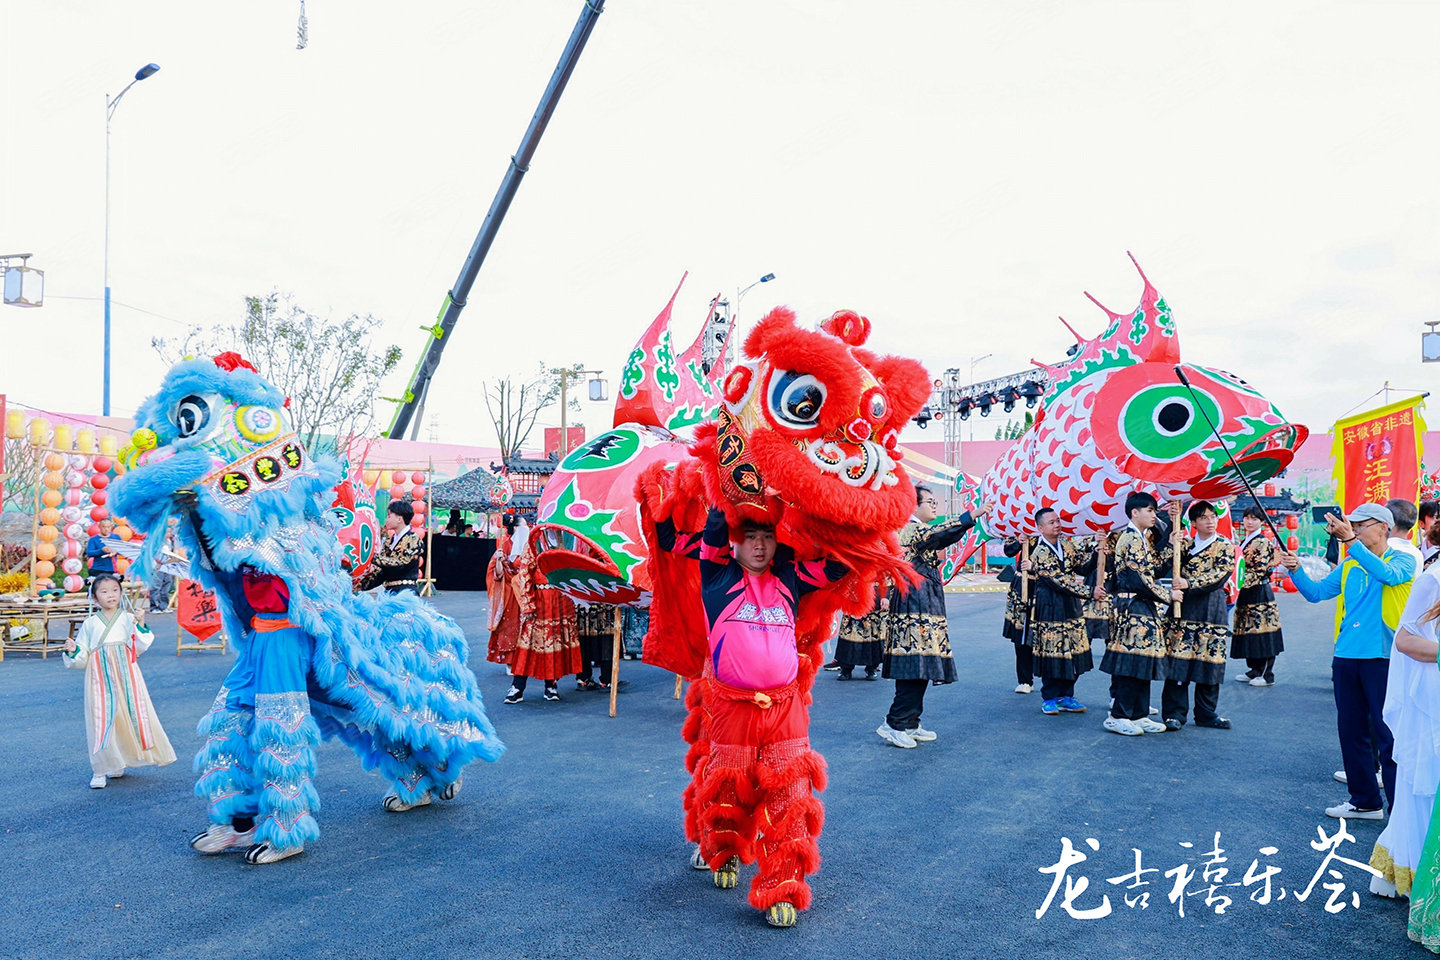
[1041,699,1060,715]
[1057,696,1087,713]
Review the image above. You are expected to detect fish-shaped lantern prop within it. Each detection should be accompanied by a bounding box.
[975,255,1308,540]
[532,274,728,606]
[330,453,380,585]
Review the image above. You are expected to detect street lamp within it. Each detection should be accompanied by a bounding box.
[104,62,161,417]
[968,353,991,440]
[552,366,606,458]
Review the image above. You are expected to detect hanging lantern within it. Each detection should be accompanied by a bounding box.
[41,489,63,508]
[1285,514,1299,530]
[61,558,83,575]
[91,472,110,490]
[4,409,23,439]
[63,522,86,541]
[97,435,118,457]
[34,542,56,562]
[389,485,406,502]
[90,506,110,522]
[1286,534,1299,551]
[36,525,60,543]
[86,523,100,538]
[42,471,63,489]
[43,452,65,471]
[28,417,51,446]
[64,488,84,507]
[410,484,426,500]
[379,471,394,489]
[412,499,428,515]
[34,560,56,579]
[362,469,380,487]
[53,424,73,451]
[38,507,61,526]
[61,506,83,524]
[116,523,134,542]
[76,428,97,453]
[91,489,108,506]
[63,575,85,593]
[64,540,81,560]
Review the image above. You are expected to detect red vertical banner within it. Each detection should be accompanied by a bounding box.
[0,394,6,509]
[177,579,223,643]
[1331,397,1427,512]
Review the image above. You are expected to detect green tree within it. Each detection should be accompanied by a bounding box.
[152,292,403,454]
[995,410,1035,440]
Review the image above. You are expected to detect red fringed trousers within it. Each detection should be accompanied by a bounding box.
[682,676,827,911]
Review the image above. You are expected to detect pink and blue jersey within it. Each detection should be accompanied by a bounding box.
[656,508,847,691]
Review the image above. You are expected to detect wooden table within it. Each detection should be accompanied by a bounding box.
[0,597,92,661]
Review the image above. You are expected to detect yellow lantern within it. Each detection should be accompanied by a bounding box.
[362,469,380,487]
[4,410,23,439]
[76,428,97,453]
[379,470,394,489]
[28,417,51,446]
[53,424,73,451]
[98,434,119,457]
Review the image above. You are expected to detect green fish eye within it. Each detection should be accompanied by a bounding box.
[1119,385,1220,462]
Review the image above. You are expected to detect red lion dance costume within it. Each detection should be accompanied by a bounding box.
[637,307,929,925]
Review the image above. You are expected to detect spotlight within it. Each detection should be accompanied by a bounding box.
[1019,380,1043,408]
[912,405,933,429]
[957,398,972,421]
[1001,386,1018,414]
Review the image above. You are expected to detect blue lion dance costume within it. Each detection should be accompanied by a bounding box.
[112,352,503,864]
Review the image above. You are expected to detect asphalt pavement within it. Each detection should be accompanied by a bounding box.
[0,591,1419,960]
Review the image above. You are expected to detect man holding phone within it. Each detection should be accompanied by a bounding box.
[1282,503,1417,820]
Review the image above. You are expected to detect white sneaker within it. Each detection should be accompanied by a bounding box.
[1333,770,1383,786]
[1325,801,1384,820]
[107,768,125,779]
[1015,683,1032,695]
[244,842,304,864]
[190,823,257,854]
[690,845,709,870]
[1135,717,1167,734]
[910,724,937,742]
[876,722,918,749]
[1149,707,1160,716]
[1249,677,1274,687]
[1103,716,1144,736]
[1233,673,1257,683]
[89,774,107,789]
[382,791,432,812]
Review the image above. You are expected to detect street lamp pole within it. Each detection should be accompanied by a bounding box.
[968,353,991,441]
[553,366,606,458]
[103,62,160,417]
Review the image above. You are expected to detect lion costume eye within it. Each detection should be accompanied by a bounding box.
[174,395,213,439]
[768,370,826,428]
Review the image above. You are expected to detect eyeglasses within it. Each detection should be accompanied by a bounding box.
[918,499,938,507]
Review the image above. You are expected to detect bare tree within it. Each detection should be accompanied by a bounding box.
[481,364,581,461]
[1,437,40,513]
[152,292,403,454]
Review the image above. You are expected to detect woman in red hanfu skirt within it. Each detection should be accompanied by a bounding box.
[504,530,581,704]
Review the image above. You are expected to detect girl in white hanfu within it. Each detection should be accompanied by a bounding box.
[63,574,176,788]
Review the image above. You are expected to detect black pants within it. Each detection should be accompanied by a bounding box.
[576,658,613,685]
[510,676,558,694]
[1110,676,1151,720]
[1014,643,1033,685]
[1040,676,1075,700]
[1244,657,1276,681]
[1161,680,1220,724]
[1333,656,1396,811]
[886,679,928,730]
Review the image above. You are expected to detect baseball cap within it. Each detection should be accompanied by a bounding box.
[1345,503,1393,526]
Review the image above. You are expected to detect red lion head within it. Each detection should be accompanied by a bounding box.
[693,306,931,547]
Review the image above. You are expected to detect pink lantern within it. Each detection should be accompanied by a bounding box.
[90,506,110,522]
[412,499,428,515]
[86,522,101,538]
[61,558,83,575]
[64,540,81,559]
[410,484,426,500]
[389,485,406,501]
[64,522,86,541]
[65,470,85,488]
[90,472,110,489]
[91,489,108,506]
[61,506,83,524]
[63,575,85,593]
[69,454,89,470]
[65,488,84,507]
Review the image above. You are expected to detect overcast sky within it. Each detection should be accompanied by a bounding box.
[3,0,1436,450]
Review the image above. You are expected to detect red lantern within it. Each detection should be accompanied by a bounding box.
[92,456,112,473]
[410,484,426,500]
[86,522,100,538]
[90,473,110,490]
[1285,514,1299,530]
[90,506,110,522]
[1286,535,1299,551]
[91,489,108,506]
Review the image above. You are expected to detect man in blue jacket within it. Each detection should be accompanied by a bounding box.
[1282,502,1417,820]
